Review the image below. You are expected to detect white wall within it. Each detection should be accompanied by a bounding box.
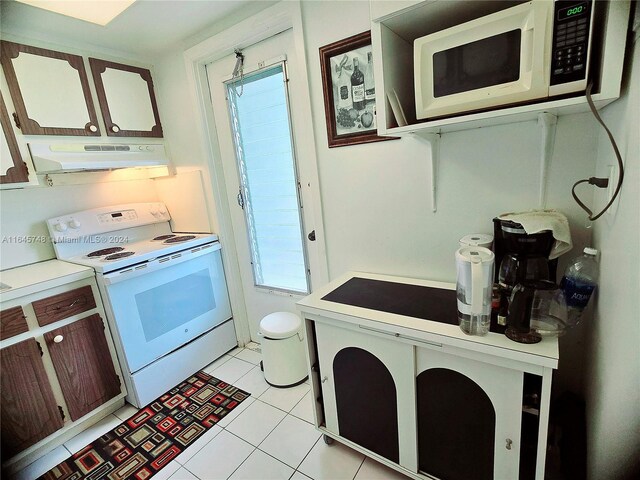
[585,35,640,480]
[0,180,159,269]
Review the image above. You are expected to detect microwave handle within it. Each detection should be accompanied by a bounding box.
[522,26,534,74]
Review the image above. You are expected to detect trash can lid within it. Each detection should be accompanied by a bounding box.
[259,312,302,339]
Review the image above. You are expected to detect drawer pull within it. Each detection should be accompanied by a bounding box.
[506,438,513,450]
[321,376,328,383]
[55,298,82,310]
[53,335,64,343]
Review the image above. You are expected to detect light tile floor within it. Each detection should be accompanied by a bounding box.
[12,344,410,480]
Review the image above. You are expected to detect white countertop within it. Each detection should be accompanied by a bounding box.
[0,260,94,303]
[297,271,559,368]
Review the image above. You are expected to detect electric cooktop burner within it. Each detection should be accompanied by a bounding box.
[87,247,125,258]
[152,234,176,241]
[163,235,196,244]
[103,251,135,261]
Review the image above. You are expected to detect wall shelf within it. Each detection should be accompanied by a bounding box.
[370,0,630,138]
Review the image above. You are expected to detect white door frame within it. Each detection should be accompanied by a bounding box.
[183,1,329,345]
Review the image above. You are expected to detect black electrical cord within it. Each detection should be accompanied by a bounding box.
[571,82,625,221]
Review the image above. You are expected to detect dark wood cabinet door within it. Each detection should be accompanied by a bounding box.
[45,314,120,421]
[1,339,64,458]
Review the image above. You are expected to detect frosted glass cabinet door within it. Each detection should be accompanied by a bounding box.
[0,91,28,184]
[0,41,100,136]
[89,58,163,138]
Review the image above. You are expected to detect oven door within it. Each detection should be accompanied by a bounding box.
[101,243,232,373]
[415,1,553,119]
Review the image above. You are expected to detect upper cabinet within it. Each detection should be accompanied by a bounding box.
[89,58,163,138]
[1,91,29,184]
[0,41,100,136]
[0,41,164,143]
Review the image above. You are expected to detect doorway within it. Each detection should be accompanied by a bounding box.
[206,30,322,341]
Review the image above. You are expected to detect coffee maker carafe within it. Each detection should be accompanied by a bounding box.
[493,219,556,334]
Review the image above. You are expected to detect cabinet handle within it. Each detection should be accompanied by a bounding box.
[111,124,120,133]
[88,124,98,133]
[53,335,64,343]
[505,438,513,450]
[321,376,328,383]
[358,324,442,348]
[55,298,82,311]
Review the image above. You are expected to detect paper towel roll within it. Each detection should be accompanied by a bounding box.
[459,234,493,249]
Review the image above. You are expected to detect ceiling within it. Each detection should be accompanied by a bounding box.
[0,0,268,59]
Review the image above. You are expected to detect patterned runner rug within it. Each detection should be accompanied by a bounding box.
[39,371,250,480]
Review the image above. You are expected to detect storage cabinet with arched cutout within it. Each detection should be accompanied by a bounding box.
[314,322,416,469]
[416,347,523,480]
[299,272,558,480]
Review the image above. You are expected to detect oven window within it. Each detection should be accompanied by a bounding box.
[135,269,216,341]
[433,29,521,98]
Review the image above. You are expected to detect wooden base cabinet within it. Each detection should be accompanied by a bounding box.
[1,339,64,458]
[0,261,126,472]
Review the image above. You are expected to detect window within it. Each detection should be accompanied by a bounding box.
[226,63,309,294]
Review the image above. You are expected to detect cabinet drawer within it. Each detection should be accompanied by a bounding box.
[0,305,28,340]
[32,285,96,327]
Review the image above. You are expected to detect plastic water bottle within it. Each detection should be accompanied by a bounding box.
[560,247,599,326]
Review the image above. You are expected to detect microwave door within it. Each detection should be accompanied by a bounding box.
[415,1,553,119]
[102,248,232,374]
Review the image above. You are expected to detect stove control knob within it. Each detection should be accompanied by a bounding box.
[69,219,81,229]
[54,222,68,232]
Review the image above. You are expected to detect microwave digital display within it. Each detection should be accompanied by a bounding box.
[558,2,589,21]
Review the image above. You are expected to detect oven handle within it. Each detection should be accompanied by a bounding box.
[102,242,221,285]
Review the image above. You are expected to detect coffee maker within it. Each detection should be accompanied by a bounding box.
[492,218,558,336]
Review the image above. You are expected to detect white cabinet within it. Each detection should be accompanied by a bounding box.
[415,346,523,480]
[0,41,100,136]
[298,271,558,480]
[89,58,163,138]
[0,41,164,139]
[315,322,416,469]
[1,91,29,185]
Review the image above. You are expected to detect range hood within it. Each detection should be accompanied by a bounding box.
[28,143,170,173]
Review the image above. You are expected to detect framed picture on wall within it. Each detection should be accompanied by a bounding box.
[319,31,396,148]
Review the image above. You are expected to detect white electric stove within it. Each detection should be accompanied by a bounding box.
[47,203,237,407]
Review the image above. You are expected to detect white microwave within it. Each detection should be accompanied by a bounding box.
[414,0,596,120]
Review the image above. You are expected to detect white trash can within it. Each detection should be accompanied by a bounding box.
[259,312,308,387]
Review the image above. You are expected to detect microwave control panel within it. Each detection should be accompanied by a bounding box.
[550,0,593,86]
